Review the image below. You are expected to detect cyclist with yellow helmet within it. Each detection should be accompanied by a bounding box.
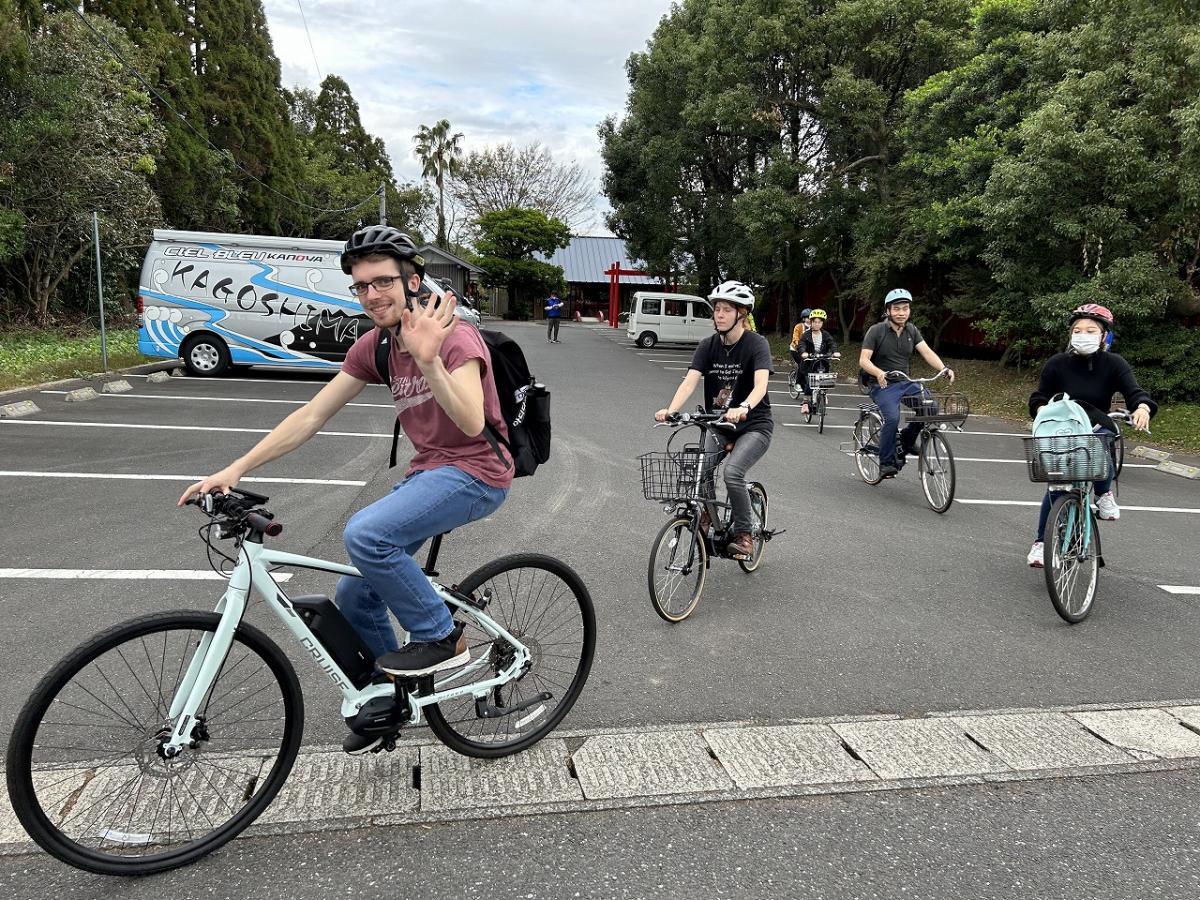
[795,309,841,415]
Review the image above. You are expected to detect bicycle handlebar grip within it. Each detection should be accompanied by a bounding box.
[246,512,283,537]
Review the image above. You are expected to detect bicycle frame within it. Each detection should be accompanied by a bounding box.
[161,540,531,755]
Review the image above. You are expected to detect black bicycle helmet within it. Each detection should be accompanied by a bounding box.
[340,225,425,276]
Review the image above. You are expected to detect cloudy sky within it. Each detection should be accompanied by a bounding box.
[261,0,676,234]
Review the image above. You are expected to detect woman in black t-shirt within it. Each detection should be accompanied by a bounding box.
[655,281,773,561]
[1025,303,1155,567]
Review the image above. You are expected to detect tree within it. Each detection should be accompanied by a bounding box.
[413,119,464,248]
[286,78,431,240]
[0,11,164,323]
[474,208,570,318]
[453,142,596,232]
[194,0,304,234]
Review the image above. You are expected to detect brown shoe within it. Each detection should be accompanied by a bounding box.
[728,532,754,559]
[699,507,712,532]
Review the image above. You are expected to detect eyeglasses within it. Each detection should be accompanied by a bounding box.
[348,275,405,298]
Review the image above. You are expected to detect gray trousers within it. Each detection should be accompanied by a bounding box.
[547,317,561,340]
[703,428,771,534]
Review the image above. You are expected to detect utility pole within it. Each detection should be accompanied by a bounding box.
[379,181,387,226]
[92,212,108,371]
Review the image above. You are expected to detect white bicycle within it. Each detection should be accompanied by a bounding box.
[6,488,595,875]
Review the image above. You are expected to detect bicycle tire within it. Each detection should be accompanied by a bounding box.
[854,411,883,485]
[647,516,707,623]
[1044,493,1099,623]
[738,483,768,573]
[817,391,827,435]
[1113,430,1125,481]
[918,430,956,514]
[425,554,595,758]
[6,611,303,875]
[788,368,801,401]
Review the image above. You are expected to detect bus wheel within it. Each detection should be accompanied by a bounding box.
[181,333,231,377]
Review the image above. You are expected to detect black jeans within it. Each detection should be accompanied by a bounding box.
[547,317,561,340]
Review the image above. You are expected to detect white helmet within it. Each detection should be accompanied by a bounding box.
[708,280,755,309]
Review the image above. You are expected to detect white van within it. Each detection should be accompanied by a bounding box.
[626,291,713,348]
[138,229,467,376]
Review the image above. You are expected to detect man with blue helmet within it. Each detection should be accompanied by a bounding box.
[858,288,955,478]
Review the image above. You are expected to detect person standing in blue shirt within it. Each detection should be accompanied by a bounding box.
[545,292,564,342]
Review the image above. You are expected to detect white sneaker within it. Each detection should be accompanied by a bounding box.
[1096,491,1120,521]
[1027,541,1044,568]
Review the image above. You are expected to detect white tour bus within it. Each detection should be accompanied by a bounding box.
[138,229,464,376]
[625,291,713,348]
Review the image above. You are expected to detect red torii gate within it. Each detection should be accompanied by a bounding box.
[605,260,647,328]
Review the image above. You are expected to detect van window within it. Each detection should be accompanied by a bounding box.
[663,299,687,317]
[641,298,661,315]
[691,303,711,319]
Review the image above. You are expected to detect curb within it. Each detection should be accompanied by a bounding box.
[0,360,175,403]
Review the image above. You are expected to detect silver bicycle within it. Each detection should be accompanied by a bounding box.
[6,488,595,874]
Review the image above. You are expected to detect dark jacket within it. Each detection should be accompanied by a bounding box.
[798,330,838,360]
[1029,351,1157,431]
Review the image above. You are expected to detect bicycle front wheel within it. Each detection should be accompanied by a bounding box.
[1113,430,1125,481]
[918,431,956,513]
[788,368,801,400]
[738,483,768,573]
[5,611,303,875]
[1044,493,1099,623]
[854,412,883,485]
[648,516,707,623]
[817,391,827,434]
[425,554,596,758]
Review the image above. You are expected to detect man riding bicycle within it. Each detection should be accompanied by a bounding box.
[655,280,773,560]
[178,225,512,754]
[788,307,813,374]
[796,308,840,416]
[858,288,955,478]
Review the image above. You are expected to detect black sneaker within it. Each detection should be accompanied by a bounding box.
[879,463,900,478]
[378,623,469,676]
[343,731,387,755]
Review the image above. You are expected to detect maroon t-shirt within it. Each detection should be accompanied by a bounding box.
[342,323,513,489]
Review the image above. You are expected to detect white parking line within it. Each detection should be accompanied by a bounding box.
[0,568,293,581]
[0,420,392,439]
[124,373,386,387]
[948,457,1157,469]
[1159,585,1200,595]
[955,499,1200,514]
[41,390,393,409]
[0,471,367,486]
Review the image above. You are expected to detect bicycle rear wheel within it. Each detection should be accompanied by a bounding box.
[5,611,302,875]
[1044,493,1099,623]
[425,554,595,758]
[918,430,956,513]
[853,411,883,485]
[817,391,827,434]
[648,515,707,622]
[738,483,768,573]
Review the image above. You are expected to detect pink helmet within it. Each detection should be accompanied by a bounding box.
[1068,303,1114,331]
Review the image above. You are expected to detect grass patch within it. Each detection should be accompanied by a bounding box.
[765,332,1200,455]
[0,327,151,392]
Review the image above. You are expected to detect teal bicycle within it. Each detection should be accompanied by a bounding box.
[6,488,595,874]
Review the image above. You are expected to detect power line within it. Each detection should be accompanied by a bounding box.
[295,0,323,79]
[70,7,380,217]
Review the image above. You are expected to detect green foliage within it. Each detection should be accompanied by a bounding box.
[475,208,570,317]
[0,326,145,390]
[414,120,464,248]
[0,10,164,323]
[1118,325,1200,404]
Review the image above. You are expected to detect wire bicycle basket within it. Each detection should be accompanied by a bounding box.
[639,445,721,502]
[809,371,838,389]
[902,391,970,427]
[1022,433,1115,483]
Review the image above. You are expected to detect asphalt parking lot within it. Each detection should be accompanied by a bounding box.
[2,319,1200,741]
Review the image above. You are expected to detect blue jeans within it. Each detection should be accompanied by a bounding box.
[336,466,507,657]
[1035,427,1115,541]
[868,381,925,466]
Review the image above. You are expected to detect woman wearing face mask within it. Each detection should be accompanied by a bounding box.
[1025,304,1155,567]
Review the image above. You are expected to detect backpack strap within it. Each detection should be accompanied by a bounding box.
[374,328,402,469]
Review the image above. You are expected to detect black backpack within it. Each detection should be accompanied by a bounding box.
[373,326,551,477]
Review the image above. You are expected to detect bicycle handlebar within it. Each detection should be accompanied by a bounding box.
[656,410,736,429]
[883,368,951,384]
[1108,409,1151,435]
[187,488,283,537]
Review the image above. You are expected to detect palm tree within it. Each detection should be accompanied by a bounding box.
[413,119,464,248]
